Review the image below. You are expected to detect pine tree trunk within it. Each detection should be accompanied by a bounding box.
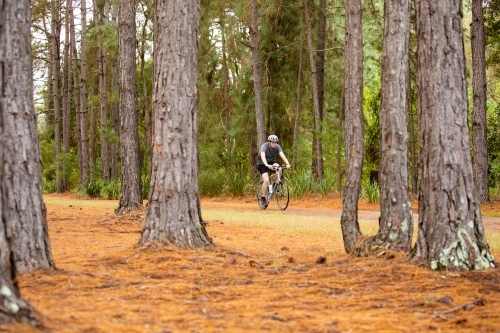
[304,0,324,180]
[0,0,55,275]
[412,0,495,270]
[340,0,364,253]
[471,0,489,204]
[98,0,110,181]
[139,0,212,249]
[61,0,71,192]
[79,0,90,184]
[51,0,64,193]
[69,1,82,184]
[116,0,143,214]
[376,0,413,252]
[251,0,266,146]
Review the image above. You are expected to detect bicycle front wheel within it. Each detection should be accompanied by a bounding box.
[275,181,289,210]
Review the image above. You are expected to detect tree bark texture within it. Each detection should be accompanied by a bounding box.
[98,0,110,181]
[116,0,143,214]
[0,0,55,274]
[250,0,266,147]
[0,1,42,317]
[412,0,495,270]
[78,0,90,184]
[304,0,324,180]
[377,0,413,251]
[471,0,490,204]
[340,0,363,253]
[139,0,212,249]
[51,0,63,193]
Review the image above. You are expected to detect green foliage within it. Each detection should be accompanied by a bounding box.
[78,180,104,198]
[141,174,150,200]
[361,182,380,204]
[43,180,57,194]
[100,180,120,200]
[199,168,226,197]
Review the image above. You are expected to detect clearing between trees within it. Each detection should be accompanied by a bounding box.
[2,194,500,333]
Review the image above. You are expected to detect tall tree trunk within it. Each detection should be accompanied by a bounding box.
[471,0,490,204]
[110,2,119,181]
[250,0,266,146]
[0,0,55,274]
[97,0,110,181]
[138,2,152,163]
[304,0,324,180]
[43,16,54,132]
[116,0,143,214]
[340,0,364,253]
[375,0,413,252]
[139,0,212,248]
[51,0,64,193]
[70,0,82,184]
[412,0,494,270]
[337,83,344,193]
[293,14,304,168]
[220,13,232,159]
[61,0,71,192]
[79,0,90,184]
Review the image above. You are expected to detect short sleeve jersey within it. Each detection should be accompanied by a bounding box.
[257,143,282,166]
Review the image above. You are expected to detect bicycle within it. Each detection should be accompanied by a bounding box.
[256,165,290,210]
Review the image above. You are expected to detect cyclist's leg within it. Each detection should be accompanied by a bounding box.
[258,164,270,197]
[261,172,270,196]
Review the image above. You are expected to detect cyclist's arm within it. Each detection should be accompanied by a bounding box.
[279,151,291,168]
[261,151,272,169]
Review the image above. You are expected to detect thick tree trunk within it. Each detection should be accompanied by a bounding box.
[79,0,90,184]
[340,0,363,253]
[250,0,266,146]
[376,0,413,252]
[304,0,324,180]
[412,0,495,270]
[116,0,143,214]
[471,0,490,204]
[139,0,212,248]
[0,0,55,275]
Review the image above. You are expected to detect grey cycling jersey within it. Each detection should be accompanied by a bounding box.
[257,143,282,166]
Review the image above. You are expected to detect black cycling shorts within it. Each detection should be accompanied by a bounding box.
[257,164,274,175]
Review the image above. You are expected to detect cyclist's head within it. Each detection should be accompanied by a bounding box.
[268,134,279,143]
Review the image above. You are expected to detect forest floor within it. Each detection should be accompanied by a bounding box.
[2,193,500,333]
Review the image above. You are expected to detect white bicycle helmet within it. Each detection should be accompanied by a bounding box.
[268,134,279,142]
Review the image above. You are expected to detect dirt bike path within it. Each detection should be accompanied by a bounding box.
[200,196,500,231]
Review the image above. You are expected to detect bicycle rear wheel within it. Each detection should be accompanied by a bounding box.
[256,183,268,209]
[275,181,289,210]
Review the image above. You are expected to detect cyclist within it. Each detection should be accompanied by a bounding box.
[257,134,291,207]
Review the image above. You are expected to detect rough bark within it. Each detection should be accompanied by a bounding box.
[98,0,110,181]
[471,0,490,204]
[0,0,55,274]
[375,0,413,252]
[304,0,324,180]
[51,0,63,193]
[412,0,495,270]
[79,0,90,184]
[139,0,212,249]
[61,0,71,192]
[116,0,143,214]
[341,0,364,253]
[250,0,266,146]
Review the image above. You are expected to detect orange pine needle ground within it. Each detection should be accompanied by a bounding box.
[2,193,499,333]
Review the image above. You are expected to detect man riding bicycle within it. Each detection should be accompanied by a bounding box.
[257,134,291,207]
